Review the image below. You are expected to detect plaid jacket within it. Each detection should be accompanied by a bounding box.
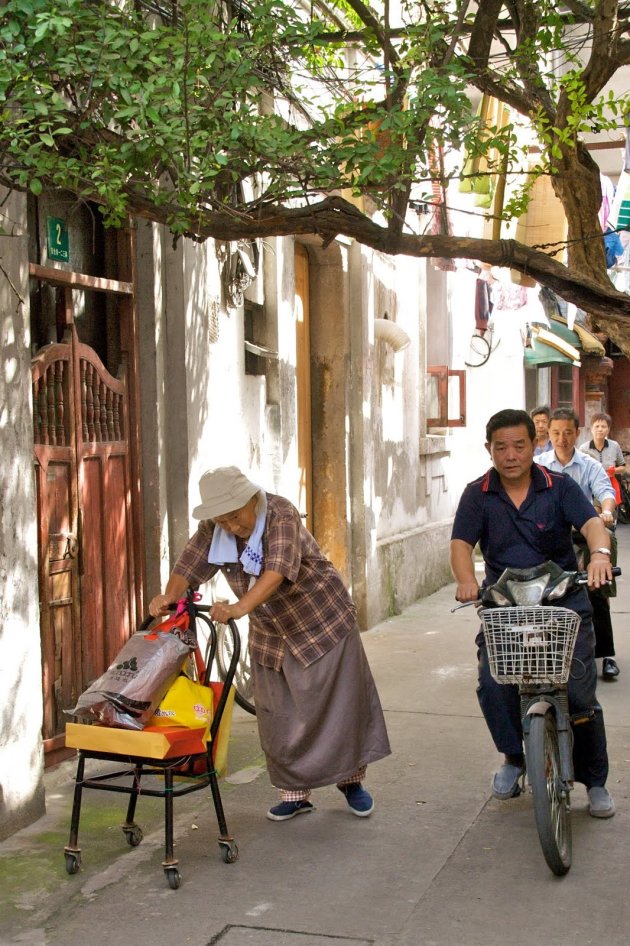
[173,493,357,670]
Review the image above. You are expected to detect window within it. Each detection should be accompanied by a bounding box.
[427,366,466,427]
[551,364,584,423]
[244,301,277,375]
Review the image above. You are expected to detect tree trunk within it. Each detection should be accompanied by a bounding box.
[551,141,608,281]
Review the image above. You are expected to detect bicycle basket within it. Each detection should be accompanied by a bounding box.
[479,606,580,685]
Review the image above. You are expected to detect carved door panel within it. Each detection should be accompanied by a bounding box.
[32,341,80,749]
[32,326,135,756]
[76,336,134,681]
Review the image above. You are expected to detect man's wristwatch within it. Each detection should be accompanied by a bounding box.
[591,547,611,556]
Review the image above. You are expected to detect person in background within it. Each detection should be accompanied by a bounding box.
[450,408,614,818]
[537,409,620,681]
[150,466,391,822]
[530,405,552,456]
[579,411,626,481]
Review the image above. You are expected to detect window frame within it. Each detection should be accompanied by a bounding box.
[427,366,466,428]
[550,364,584,424]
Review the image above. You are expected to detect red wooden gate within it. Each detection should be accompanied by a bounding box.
[33,325,135,757]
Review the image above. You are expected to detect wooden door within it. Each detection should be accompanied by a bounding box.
[294,244,313,530]
[32,325,135,758]
[32,339,80,751]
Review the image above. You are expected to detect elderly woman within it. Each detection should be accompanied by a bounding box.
[149,466,391,821]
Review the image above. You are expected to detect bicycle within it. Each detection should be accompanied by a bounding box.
[456,560,620,876]
[616,450,630,525]
[617,471,630,524]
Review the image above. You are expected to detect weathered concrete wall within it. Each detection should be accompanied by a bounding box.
[135,220,172,601]
[347,241,454,627]
[376,518,454,615]
[0,189,45,839]
[138,231,295,584]
[138,226,455,629]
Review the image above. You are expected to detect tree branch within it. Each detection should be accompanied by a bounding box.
[121,188,630,324]
[467,0,505,67]
[340,0,401,67]
[582,0,630,99]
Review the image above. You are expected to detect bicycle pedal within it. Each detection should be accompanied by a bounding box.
[570,710,595,726]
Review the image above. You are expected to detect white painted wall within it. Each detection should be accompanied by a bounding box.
[0,190,45,839]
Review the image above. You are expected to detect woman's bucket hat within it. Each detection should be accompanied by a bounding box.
[192,466,260,520]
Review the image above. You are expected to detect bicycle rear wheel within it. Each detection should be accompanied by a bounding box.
[526,710,572,875]
[216,621,256,715]
[617,481,630,524]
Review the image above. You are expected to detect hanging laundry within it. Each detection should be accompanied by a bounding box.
[608,126,630,230]
[599,173,615,231]
[603,227,624,268]
[475,277,493,334]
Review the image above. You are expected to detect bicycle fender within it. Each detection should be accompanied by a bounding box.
[526,700,553,717]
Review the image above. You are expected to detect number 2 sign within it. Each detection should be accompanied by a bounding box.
[47,217,69,262]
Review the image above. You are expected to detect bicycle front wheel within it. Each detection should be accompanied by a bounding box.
[526,710,572,876]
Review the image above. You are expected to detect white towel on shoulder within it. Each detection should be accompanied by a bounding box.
[207,491,267,577]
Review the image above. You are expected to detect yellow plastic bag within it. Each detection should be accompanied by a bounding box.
[210,683,236,777]
[148,675,213,730]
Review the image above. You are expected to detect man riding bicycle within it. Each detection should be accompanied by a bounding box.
[449,408,615,819]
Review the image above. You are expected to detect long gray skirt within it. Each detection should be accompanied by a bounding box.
[251,626,391,790]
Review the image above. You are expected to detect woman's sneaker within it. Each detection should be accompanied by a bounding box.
[266,800,315,821]
[337,782,374,817]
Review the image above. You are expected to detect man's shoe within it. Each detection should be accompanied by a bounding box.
[337,782,374,817]
[602,657,620,680]
[588,786,615,819]
[491,763,524,800]
[266,800,315,822]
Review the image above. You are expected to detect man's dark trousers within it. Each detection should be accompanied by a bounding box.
[475,589,609,788]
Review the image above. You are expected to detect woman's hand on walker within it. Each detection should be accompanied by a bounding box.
[211,600,241,623]
[149,593,177,617]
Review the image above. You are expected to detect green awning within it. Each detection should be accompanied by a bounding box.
[524,340,578,368]
[617,197,630,229]
[525,321,581,368]
[525,312,605,368]
[546,318,581,349]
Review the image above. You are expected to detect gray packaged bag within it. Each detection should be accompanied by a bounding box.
[67,629,191,730]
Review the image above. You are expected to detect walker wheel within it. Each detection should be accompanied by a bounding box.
[122,824,143,847]
[64,851,81,875]
[219,840,239,864]
[164,866,182,889]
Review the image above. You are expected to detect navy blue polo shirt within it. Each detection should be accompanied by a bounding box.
[451,463,598,584]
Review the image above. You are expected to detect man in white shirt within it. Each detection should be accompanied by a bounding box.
[537,409,619,680]
[530,404,552,456]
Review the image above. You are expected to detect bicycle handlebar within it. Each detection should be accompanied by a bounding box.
[451,566,621,612]
[575,566,621,583]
